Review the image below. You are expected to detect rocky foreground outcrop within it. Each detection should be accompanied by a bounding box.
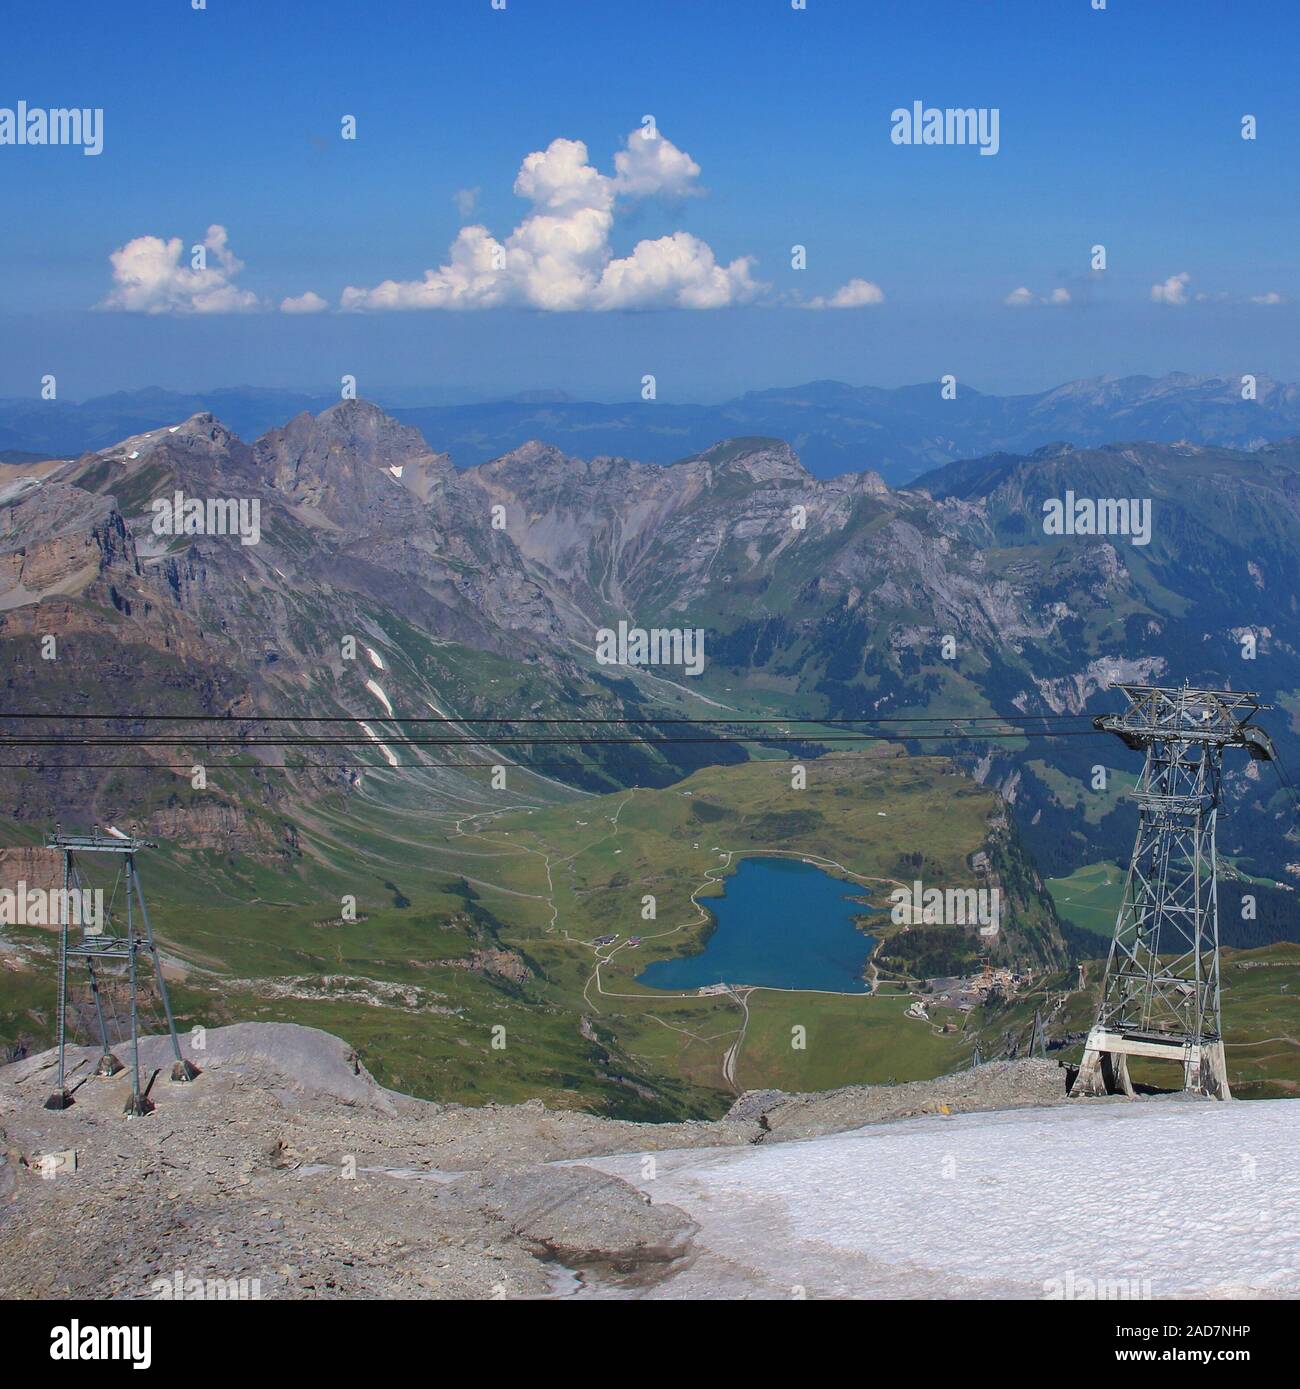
[0,1022,1066,1300]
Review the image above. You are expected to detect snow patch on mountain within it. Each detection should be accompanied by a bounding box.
[583,1100,1300,1299]
[359,720,398,767]
[365,679,394,716]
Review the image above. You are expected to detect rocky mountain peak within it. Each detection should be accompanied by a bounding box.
[53,411,261,500]
[286,398,444,464]
[688,437,811,485]
[171,411,242,447]
[850,468,890,496]
[479,439,575,473]
[254,399,450,519]
[67,411,242,469]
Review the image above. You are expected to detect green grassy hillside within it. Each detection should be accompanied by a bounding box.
[1,749,1054,1117]
[5,751,1293,1113]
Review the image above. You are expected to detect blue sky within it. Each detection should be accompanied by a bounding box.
[1,0,1298,401]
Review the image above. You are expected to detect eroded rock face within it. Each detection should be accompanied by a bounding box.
[256,399,453,525]
[143,803,277,853]
[0,480,137,605]
[446,949,533,984]
[0,846,62,895]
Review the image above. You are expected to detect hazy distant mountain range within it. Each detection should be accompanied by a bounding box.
[6,372,1300,483]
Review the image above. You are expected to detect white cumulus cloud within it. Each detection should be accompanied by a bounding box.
[1151,272,1191,305]
[1250,290,1283,305]
[612,127,702,199]
[341,130,761,312]
[280,291,329,314]
[99,224,261,314]
[595,231,758,310]
[808,277,886,309]
[1005,285,1070,307]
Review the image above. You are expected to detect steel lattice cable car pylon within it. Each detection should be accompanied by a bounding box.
[1071,683,1276,1101]
[43,828,199,1117]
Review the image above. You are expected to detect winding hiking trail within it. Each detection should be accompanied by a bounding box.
[720,985,751,1089]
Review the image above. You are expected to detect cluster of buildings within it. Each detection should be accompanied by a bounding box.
[926,963,1024,1013]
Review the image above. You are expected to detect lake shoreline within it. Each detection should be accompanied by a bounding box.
[637,857,882,995]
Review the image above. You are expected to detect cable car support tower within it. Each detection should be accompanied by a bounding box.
[1070,683,1275,1101]
[43,829,198,1117]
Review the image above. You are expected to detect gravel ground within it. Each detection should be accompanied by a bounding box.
[0,1023,1069,1300]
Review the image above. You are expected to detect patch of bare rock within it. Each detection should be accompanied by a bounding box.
[0,1022,1065,1299]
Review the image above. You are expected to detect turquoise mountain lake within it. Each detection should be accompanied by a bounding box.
[637,857,877,993]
